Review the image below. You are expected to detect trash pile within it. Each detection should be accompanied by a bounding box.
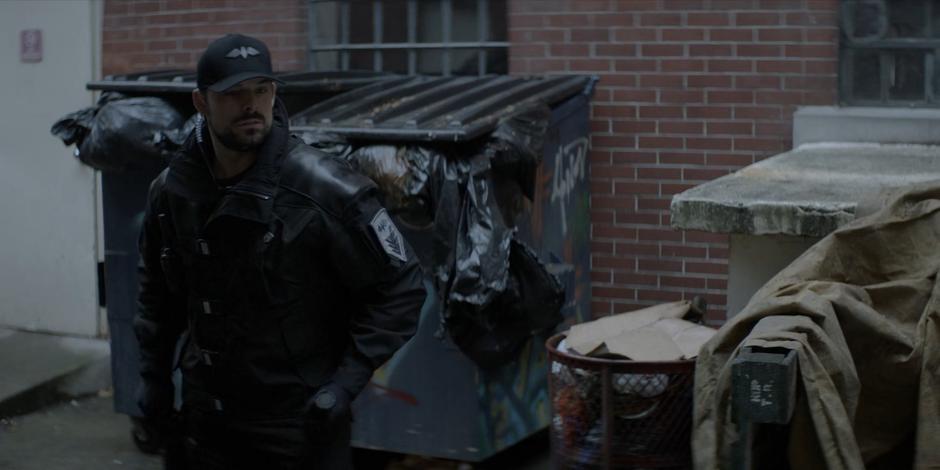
[549,300,717,467]
[50,92,187,172]
[51,95,566,370]
[303,107,565,370]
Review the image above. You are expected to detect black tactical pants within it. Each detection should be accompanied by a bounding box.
[178,407,352,470]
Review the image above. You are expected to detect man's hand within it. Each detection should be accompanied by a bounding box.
[304,382,352,438]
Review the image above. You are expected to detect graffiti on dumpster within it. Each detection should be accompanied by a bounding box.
[550,136,589,236]
[477,337,551,454]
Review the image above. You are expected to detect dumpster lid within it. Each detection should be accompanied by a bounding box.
[86,70,396,94]
[290,75,595,142]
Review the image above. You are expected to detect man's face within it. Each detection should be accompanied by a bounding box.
[199,78,276,152]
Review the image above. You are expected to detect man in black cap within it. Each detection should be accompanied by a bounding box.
[134,33,426,469]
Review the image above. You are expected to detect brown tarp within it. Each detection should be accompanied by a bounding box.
[693,183,940,470]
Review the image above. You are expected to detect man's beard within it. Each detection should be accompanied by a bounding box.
[209,114,272,152]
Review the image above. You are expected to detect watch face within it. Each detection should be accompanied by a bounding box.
[315,390,336,410]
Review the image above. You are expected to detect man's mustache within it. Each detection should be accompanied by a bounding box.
[233,113,265,124]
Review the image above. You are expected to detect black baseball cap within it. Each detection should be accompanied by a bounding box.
[196,34,283,92]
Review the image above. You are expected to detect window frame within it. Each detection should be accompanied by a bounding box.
[839,0,940,107]
[308,0,509,76]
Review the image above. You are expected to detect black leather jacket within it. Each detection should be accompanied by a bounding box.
[134,99,426,417]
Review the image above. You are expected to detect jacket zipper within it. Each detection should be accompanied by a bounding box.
[228,187,272,200]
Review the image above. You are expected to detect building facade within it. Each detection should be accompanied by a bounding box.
[101,0,843,324]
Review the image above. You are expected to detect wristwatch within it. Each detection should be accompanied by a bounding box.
[313,388,336,411]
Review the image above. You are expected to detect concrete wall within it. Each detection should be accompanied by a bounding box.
[727,234,818,317]
[0,0,101,336]
[508,0,839,323]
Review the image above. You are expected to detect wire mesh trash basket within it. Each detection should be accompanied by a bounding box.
[547,333,695,469]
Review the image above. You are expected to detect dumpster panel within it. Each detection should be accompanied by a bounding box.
[351,91,593,461]
[291,75,592,142]
[101,168,163,415]
[86,70,397,115]
[515,91,592,326]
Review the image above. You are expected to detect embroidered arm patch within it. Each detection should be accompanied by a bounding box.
[369,209,408,263]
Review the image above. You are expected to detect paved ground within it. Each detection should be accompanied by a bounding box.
[0,392,160,470]
[0,393,550,470]
[0,328,550,469]
[0,329,110,418]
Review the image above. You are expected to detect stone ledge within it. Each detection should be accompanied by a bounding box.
[671,143,940,237]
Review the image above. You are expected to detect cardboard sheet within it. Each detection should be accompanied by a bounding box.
[566,300,716,360]
[566,300,690,355]
[605,325,684,361]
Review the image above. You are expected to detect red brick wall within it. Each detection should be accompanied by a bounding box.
[508,0,839,323]
[102,0,307,76]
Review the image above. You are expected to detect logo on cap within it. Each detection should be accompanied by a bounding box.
[225,46,260,59]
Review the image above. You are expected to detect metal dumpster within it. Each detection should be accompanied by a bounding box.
[289,74,596,461]
[77,71,595,461]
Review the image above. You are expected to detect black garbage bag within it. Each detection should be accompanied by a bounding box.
[50,106,96,147]
[444,239,564,368]
[329,129,563,369]
[437,153,513,308]
[485,104,551,200]
[154,113,199,155]
[427,150,563,368]
[51,93,184,172]
[50,91,125,146]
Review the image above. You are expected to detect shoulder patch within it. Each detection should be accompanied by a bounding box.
[370,209,407,263]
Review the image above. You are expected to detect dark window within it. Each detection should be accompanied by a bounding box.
[840,0,940,106]
[309,0,509,75]
[840,0,940,107]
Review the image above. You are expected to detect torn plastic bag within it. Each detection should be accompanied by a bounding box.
[51,93,184,172]
[445,238,564,368]
[50,91,125,147]
[154,113,199,155]
[485,104,551,200]
[429,150,562,368]
[345,145,432,225]
[297,130,355,161]
[50,106,96,147]
[435,152,513,308]
[334,139,564,369]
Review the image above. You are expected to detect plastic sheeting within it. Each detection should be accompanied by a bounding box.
[51,92,184,172]
[694,181,940,470]
[306,104,563,368]
[344,144,432,227]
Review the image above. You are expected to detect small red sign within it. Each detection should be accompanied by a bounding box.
[20,29,42,63]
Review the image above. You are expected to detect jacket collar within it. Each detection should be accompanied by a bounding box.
[166,97,290,228]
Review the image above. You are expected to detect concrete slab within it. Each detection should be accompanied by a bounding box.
[0,328,110,417]
[670,143,940,237]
